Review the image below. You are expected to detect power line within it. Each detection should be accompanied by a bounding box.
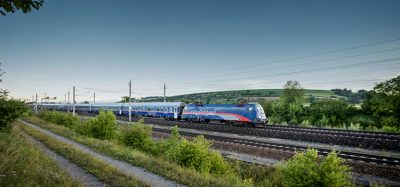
[203,38,400,74]
[168,57,400,87]
[172,47,400,83]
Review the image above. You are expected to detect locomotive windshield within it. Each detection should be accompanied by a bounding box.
[255,105,265,115]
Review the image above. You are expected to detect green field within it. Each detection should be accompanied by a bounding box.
[140,89,335,104]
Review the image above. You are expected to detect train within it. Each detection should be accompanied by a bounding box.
[35,102,268,127]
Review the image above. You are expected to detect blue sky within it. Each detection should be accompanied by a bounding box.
[1,0,400,102]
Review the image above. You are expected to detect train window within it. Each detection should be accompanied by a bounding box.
[255,105,265,114]
[148,107,150,111]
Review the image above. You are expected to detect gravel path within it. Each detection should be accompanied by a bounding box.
[19,130,105,187]
[19,119,184,187]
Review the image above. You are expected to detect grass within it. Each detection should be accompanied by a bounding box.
[15,122,147,187]
[0,123,81,187]
[23,116,252,187]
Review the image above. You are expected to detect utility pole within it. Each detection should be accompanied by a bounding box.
[44,93,47,110]
[73,86,76,116]
[67,91,70,112]
[164,83,166,102]
[93,91,96,103]
[35,93,38,114]
[129,80,132,122]
[64,94,67,104]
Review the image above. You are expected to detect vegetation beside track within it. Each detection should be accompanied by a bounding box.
[262,76,400,133]
[16,122,146,187]
[26,110,354,187]
[26,115,251,186]
[0,123,80,186]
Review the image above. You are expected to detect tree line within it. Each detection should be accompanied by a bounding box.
[261,76,400,132]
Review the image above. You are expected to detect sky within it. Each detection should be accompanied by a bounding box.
[1,0,400,102]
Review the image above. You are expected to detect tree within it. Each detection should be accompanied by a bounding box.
[121,96,130,103]
[374,75,400,96]
[282,80,305,104]
[0,0,43,16]
[362,75,400,129]
[0,63,4,82]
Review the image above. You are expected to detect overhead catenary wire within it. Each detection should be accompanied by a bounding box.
[130,37,400,83]
[171,47,400,83]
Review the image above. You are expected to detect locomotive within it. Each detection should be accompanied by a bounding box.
[36,102,267,127]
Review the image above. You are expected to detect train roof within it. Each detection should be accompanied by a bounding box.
[130,102,185,107]
[186,103,260,107]
[43,102,185,107]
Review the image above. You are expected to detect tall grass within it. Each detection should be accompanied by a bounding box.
[17,123,146,187]
[0,124,81,186]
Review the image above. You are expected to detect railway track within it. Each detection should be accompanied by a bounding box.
[141,117,400,151]
[153,127,400,166]
[262,124,400,141]
[77,112,400,151]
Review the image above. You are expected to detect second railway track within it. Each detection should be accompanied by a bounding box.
[79,112,400,151]
[152,127,400,166]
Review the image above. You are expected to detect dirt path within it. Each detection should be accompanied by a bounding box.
[19,119,184,187]
[19,130,106,187]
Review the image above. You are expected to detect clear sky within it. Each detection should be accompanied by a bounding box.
[1,0,400,102]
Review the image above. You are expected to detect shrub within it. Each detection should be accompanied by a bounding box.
[0,98,28,132]
[350,115,376,130]
[122,121,156,153]
[85,110,116,139]
[382,125,399,133]
[231,160,283,187]
[381,116,398,128]
[37,111,79,128]
[317,115,329,127]
[166,135,231,175]
[281,148,352,187]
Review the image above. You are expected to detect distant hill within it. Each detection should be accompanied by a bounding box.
[139,89,335,104]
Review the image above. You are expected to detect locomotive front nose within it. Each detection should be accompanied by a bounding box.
[254,104,267,124]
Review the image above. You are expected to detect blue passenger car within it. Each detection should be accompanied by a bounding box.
[122,102,185,119]
[89,103,124,115]
[181,103,267,126]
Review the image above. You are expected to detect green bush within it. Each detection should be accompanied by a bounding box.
[121,121,158,153]
[381,116,398,128]
[166,135,231,175]
[317,115,329,127]
[85,110,116,139]
[37,111,80,128]
[350,115,376,130]
[281,148,352,187]
[382,125,399,133]
[231,160,283,187]
[0,98,28,132]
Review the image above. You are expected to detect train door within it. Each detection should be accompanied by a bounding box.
[174,107,178,119]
